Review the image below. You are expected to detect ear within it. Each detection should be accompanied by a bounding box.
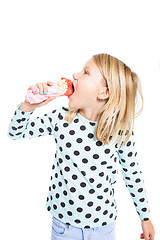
[97,87,109,100]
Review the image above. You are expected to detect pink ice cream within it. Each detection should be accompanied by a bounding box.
[25,78,73,104]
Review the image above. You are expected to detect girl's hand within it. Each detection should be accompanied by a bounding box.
[19,81,56,112]
[140,220,155,240]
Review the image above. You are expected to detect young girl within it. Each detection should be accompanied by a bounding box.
[8,53,155,240]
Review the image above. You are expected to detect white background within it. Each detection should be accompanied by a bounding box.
[0,0,160,239]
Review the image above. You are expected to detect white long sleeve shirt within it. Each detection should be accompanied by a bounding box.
[8,103,151,228]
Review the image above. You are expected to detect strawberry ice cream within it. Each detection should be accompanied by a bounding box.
[25,78,73,104]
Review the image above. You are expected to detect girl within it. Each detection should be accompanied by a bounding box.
[8,53,155,240]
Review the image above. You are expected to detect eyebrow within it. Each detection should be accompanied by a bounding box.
[83,65,90,70]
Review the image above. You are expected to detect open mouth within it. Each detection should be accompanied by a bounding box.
[72,84,75,93]
[68,84,75,98]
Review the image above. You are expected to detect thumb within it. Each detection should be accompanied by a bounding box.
[37,96,56,107]
[47,96,56,102]
[140,233,144,239]
[143,233,150,240]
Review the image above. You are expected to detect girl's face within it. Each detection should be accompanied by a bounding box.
[69,58,107,110]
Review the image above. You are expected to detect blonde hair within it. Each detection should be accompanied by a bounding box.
[65,53,144,148]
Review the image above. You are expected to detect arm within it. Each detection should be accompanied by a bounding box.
[116,131,150,220]
[8,81,57,140]
[7,101,58,140]
[116,131,155,239]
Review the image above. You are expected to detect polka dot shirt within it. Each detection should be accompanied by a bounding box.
[8,103,151,228]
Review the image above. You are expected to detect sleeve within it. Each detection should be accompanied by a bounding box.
[116,130,151,221]
[7,102,59,140]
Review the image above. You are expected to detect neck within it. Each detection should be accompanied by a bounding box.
[79,107,101,122]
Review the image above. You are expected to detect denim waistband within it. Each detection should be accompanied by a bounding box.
[52,216,116,231]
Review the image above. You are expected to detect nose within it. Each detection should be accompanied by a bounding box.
[72,73,78,81]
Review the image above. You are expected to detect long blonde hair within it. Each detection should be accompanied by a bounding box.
[65,53,144,148]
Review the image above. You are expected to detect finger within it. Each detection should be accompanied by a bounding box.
[45,96,56,104]
[144,234,150,240]
[38,96,56,107]
[149,233,155,240]
[47,81,53,86]
[36,82,44,95]
[48,96,56,101]
[28,85,38,95]
[42,82,48,95]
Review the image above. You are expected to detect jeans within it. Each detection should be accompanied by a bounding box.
[51,216,116,240]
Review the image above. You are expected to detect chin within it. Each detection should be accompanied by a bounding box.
[68,101,79,111]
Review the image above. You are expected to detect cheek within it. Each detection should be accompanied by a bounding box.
[83,84,98,98]
[79,82,96,95]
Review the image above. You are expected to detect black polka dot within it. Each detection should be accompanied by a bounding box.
[99,172,104,177]
[74,118,79,123]
[77,207,83,212]
[88,133,94,138]
[103,210,108,215]
[12,126,17,130]
[101,161,107,165]
[69,200,74,205]
[47,127,52,133]
[102,222,107,226]
[87,202,93,207]
[126,141,131,146]
[74,150,80,156]
[138,188,143,193]
[67,211,72,216]
[31,122,35,127]
[47,206,51,211]
[80,125,86,131]
[96,206,101,211]
[64,166,70,172]
[70,187,76,193]
[58,213,63,218]
[82,158,88,164]
[61,202,65,207]
[94,218,99,223]
[60,134,64,139]
[72,174,78,180]
[142,208,147,212]
[135,178,141,183]
[90,166,97,171]
[89,178,94,183]
[89,189,95,194]
[58,113,63,120]
[53,204,57,210]
[79,195,85,200]
[130,162,135,167]
[75,219,81,223]
[69,130,75,135]
[29,131,34,136]
[84,146,91,151]
[39,128,44,133]
[77,138,83,143]
[63,123,69,127]
[66,142,71,148]
[55,193,60,198]
[104,148,110,154]
[93,154,99,159]
[80,182,86,187]
[139,198,145,202]
[96,141,103,146]
[128,152,133,157]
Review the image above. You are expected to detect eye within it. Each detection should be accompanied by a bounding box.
[84,70,88,75]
